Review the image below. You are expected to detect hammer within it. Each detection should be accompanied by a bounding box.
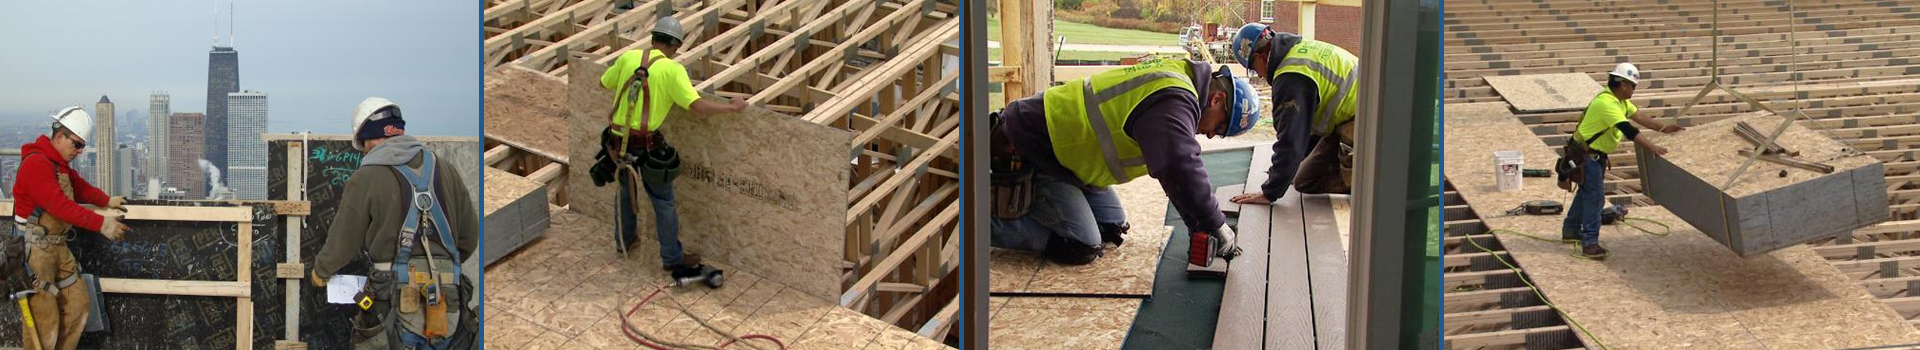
[12,290,42,347]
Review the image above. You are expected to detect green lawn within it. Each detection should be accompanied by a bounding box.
[989,48,1146,62]
[987,16,1180,46]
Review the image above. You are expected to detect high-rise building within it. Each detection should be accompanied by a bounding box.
[148,91,169,186]
[115,146,133,197]
[205,45,239,176]
[227,91,267,200]
[169,113,206,199]
[94,95,116,195]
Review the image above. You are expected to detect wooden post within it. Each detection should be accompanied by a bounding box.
[998,0,1052,104]
[284,144,306,344]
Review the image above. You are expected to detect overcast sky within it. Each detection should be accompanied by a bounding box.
[0,1,478,137]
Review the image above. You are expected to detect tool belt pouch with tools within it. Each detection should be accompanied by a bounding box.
[1555,131,1607,191]
[388,257,463,348]
[987,111,1035,219]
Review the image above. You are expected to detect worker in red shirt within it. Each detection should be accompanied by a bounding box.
[13,106,128,350]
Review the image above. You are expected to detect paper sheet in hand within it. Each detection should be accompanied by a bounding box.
[327,275,369,304]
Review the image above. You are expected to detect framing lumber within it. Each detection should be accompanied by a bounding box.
[489,0,961,336]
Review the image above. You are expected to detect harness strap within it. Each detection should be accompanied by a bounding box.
[390,152,461,287]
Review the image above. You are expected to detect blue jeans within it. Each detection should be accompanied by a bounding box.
[989,172,1127,252]
[1562,156,1606,247]
[618,175,684,266]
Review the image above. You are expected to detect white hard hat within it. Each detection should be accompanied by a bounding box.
[351,97,401,150]
[1608,63,1640,85]
[51,106,94,143]
[652,17,684,43]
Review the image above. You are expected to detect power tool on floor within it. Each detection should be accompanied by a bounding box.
[1600,204,1629,225]
[1505,200,1564,216]
[671,265,725,288]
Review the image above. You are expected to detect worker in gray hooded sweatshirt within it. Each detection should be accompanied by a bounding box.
[311,97,479,349]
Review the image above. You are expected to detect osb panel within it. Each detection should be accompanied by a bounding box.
[566,60,853,301]
[1018,176,1175,296]
[484,210,952,350]
[484,65,571,156]
[1443,103,1920,348]
[1643,112,1879,197]
[484,167,544,214]
[1483,73,1604,112]
[988,248,1042,292]
[988,298,1143,350]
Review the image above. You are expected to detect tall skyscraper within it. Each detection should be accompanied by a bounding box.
[227,91,267,200]
[148,91,170,186]
[115,146,133,197]
[94,95,116,195]
[169,113,206,199]
[206,45,239,176]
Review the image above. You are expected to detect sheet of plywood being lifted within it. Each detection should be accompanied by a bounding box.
[1445,102,1920,348]
[1637,111,1887,257]
[1483,73,1605,113]
[565,59,852,301]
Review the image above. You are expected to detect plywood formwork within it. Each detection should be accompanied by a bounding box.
[1443,102,1920,348]
[484,0,961,340]
[1446,0,1920,335]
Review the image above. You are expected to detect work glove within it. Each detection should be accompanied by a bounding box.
[1187,225,1240,268]
[99,213,130,241]
[308,269,328,288]
[106,196,127,211]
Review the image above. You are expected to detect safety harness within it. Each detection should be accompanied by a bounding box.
[13,153,82,294]
[384,151,465,350]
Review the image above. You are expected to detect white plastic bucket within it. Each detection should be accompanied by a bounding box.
[1494,150,1524,192]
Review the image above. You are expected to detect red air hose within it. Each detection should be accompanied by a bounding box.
[622,284,787,350]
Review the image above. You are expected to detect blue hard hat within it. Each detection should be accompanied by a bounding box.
[1222,68,1262,137]
[1231,23,1271,72]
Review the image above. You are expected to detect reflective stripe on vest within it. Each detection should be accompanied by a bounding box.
[1273,40,1359,135]
[1043,59,1197,187]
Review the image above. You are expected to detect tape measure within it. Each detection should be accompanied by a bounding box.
[357,292,374,310]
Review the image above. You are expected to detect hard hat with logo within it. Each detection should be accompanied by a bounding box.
[1231,23,1270,72]
[1608,63,1640,85]
[350,97,406,151]
[50,106,93,143]
[1219,67,1263,137]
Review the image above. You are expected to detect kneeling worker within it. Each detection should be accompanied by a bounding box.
[989,58,1261,267]
[14,106,129,350]
[1227,23,1361,205]
[310,98,479,349]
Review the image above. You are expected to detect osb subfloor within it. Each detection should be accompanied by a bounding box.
[1445,102,1920,348]
[987,297,1143,350]
[484,209,951,350]
[484,65,570,156]
[1481,73,1605,113]
[990,176,1174,296]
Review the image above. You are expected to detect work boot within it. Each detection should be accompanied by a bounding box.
[1560,230,1579,242]
[1041,235,1102,265]
[661,253,703,271]
[1579,243,1610,260]
[669,264,705,279]
[1098,222,1130,247]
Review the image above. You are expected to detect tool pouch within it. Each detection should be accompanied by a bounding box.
[1556,136,1592,191]
[639,135,680,184]
[990,168,1034,220]
[390,257,461,348]
[353,270,394,342]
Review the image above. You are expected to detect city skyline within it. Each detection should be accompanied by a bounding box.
[0,1,477,137]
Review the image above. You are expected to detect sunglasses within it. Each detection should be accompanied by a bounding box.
[61,131,85,150]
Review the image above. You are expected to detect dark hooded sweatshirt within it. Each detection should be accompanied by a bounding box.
[312,135,479,280]
[999,61,1227,234]
[13,135,111,231]
[1260,37,1326,201]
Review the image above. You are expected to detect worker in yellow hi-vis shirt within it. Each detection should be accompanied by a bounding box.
[595,15,747,281]
[1560,62,1684,260]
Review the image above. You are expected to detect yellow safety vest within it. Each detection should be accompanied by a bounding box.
[1272,40,1358,135]
[1575,91,1637,153]
[1043,59,1197,187]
